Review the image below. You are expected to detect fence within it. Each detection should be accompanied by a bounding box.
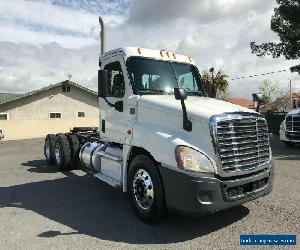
[263,112,286,134]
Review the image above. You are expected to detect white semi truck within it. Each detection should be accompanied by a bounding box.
[44,17,274,223]
[280,100,300,147]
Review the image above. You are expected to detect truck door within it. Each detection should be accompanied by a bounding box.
[99,56,131,143]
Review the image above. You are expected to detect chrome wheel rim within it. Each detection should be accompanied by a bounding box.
[55,143,61,165]
[45,139,50,159]
[133,169,154,210]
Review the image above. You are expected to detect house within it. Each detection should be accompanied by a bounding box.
[272,92,300,112]
[0,80,99,141]
[227,98,256,110]
[292,92,300,100]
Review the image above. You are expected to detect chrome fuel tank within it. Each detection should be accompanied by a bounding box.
[79,142,107,172]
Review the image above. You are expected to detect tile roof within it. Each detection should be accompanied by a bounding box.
[0,93,21,103]
[227,98,255,109]
[292,92,300,100]
[0,80,97,106]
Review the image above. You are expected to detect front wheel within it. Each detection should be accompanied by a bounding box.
[128,155,165,224]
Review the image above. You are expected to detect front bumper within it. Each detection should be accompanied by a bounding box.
[159,161,274,215]
[280,129,300,143]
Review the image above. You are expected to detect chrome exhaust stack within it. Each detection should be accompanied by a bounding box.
[99,16,106,55]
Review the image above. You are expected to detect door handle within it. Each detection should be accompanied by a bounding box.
[101,119,105,133]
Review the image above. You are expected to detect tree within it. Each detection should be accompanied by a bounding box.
[217,89,231,101]
[250,0,300,74]
[202,67,229,98]
[269,94,292,112]
[258,80,280,103]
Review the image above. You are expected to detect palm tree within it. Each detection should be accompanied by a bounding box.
[202,68,229,98]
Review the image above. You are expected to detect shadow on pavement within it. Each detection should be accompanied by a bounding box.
[38,231,79,237]
[0,161,250,244]
[270,135,300,161]
[22,160,59,173]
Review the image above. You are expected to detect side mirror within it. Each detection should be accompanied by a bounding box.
[174,87,192,132]
[252,93,264,112]
[252,93,263,103]
[174,87,187,100]
[98,69,109,97]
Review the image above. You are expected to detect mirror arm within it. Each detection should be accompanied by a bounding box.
[101,97,123,112]
[180,99,192,132]
[256,102,260,112]
[102,97,115,107]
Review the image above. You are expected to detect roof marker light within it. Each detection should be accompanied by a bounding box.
[137,48,142,54]
[160,50,164,57]
[166,51,170,58]
[188,56,192,62]
[173,52,176,59]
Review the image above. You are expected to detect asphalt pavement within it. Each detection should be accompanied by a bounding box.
[0,136,299,249]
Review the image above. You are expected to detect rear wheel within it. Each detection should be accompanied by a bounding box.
[44,134,56,165]
[55,134,71,171]
[285,141,295,147]
[66,134,81,169]
[128,155,165,224]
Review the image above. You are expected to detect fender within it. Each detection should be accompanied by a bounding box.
[121,120,218,192]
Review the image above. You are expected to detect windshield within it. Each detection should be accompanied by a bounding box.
[127,57,206,96]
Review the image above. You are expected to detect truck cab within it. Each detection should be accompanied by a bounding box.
[98,47,274,222]
[280,99,300,146]
[44,18,274,224]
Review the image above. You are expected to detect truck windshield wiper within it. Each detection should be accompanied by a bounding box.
[187,91,204,96]
[138,89,172,95]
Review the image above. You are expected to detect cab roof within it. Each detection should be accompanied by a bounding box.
[100,47,195,65]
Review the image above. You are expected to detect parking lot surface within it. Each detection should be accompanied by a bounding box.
[0,136,299,249]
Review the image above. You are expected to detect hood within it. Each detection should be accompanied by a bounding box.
[287,109,300,116]
[138,95,255,121]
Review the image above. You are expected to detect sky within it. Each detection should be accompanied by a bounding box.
[0,0,299,99]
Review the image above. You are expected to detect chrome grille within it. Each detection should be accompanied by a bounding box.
[285,114,300,140]
[210,113,270,173]
[286,114,300,132]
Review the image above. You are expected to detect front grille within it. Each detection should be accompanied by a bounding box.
[285,114,300,140]
[286,114,300,132]
[210,113,270,173]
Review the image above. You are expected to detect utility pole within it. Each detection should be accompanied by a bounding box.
[287,78,292,101]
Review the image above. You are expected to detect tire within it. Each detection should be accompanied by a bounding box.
[66,134,81,169]
[128,155,165,224]
[54,134,71,171]
[284,141,295,147]
[44,134,56,165]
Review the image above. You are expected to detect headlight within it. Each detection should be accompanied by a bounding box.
[175,146,215,173]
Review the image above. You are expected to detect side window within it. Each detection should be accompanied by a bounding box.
[62,85,70,92]
[104,62,125,98]
[78,112,85,117]
[0,113,9,120]
[49,112,61,119]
